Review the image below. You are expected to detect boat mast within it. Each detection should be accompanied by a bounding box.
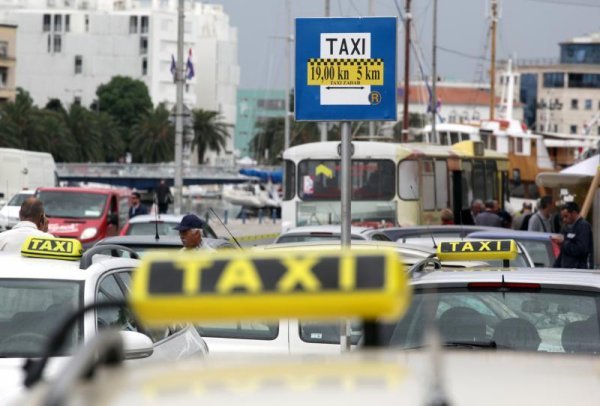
[431,0,438,143]
[489,0,498,120]
[402,0,412,141]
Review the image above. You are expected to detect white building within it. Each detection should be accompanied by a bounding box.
[0,0,239,164]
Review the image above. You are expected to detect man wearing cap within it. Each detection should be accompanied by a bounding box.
[0,197,53,252]
[174,214,214,251]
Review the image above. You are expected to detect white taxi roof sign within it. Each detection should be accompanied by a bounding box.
[436,239,518,262]
[130,248,410,326]
[21,236,83,261]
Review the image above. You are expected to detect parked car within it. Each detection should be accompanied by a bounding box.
[377,225,500,243]
[95,235,236,256]
[0,190,35,231]
[119,214,218,239]
[273,225,392,244]
[468,229,561,267]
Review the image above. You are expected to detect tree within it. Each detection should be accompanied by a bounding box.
[37,109,77,162]
[63,104,104,162]
[93,112,125,162]
[95,76,153,143]
[191,109,230,164]
[0,88,45,150]
[129,103,174,163]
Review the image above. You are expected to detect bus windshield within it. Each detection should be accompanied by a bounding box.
[297,159,395,201]
[39,191,108,219]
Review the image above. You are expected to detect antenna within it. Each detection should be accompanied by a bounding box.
[409,184,437,249]
[153,193,159,241]
[208,208,242,249]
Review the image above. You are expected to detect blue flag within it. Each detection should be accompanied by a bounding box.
[186,48,195,80]
[170,54,176,82]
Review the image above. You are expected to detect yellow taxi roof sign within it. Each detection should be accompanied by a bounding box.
[21,236,83,261]
[130,248,410,326]
[436,240,518,262]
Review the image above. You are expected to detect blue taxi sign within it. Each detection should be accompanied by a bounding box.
[21,236,83,261]
[130,248,409,326]
[436,240,518,262]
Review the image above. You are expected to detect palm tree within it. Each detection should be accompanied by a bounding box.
[0,88,44,150]
[63,103,104,162]
[191,109,230,164]
[37,109,77,162]
[129,103,174,163]
[93,112,125,162]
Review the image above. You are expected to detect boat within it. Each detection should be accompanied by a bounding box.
[222,183,281,209]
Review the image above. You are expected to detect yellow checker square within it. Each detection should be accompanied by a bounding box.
[307,58,384,86]
[436,240,518,262]
[21,236,83,261]
[130,248,410,326]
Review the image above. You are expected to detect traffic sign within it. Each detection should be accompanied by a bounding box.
[295,17,397,122]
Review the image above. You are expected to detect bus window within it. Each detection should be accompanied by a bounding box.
[422,160,435,211]
[435,160,448,209]
[461,161,473,209]
[485,160,497,200]
[297,160,395,201]
[472,160,485,201]
[399,160,419,200]
[450,132,459,145]
[283,160,295,201]
[440,132,449,145]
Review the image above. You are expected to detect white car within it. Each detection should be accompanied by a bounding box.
[274,225,392,244]
[0,239,207,403]
[120,214,219,239]
[0,190,35,231]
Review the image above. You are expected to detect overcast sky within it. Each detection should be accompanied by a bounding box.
[207,0,600,90]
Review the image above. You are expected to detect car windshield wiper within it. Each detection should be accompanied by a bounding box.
[402,340,497,350]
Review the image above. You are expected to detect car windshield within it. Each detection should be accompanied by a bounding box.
[389,288,600,354]
[519,240,553,267]
[0,279,82,357]
[126,222,180,236]
[276,234,363,244]
[7,193,31,207]
[38,191,107,219]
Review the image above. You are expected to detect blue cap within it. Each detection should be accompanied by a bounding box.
[173,214,204,231]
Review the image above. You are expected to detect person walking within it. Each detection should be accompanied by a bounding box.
[528,196,553,233]
[512,202,533,230]
[155,179,173,214]
[554,202,593,269]
[474,200,502,227]
[0,197,53,252]
[128,192,148,219]
[174,214,214,251]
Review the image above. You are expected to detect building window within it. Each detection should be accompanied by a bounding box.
[0,41,8,59]
[568,73,600,89]
[54,15,62,32]
[141,57,147,75]
[140,36,148,54]
[129,16,137,34]
[85,15,89,32]
[74,55,82,74]
[0,67,7,88]
[543,72,564,88]
[554,124,558,132]
[47,34,51,52]
[570,125,577,134]
[141,16,149,33]
[571,99,578,110]
[584,99,592,110]
[53,34,62,53]
[43,14,51,32]
[73,96,81,105]
[516,137,523,153]
[65,15,70,32]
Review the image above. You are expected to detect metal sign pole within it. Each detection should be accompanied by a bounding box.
[173,0,184,215]
[340,121,351,352]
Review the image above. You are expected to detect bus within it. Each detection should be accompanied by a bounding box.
[281,141,509,229]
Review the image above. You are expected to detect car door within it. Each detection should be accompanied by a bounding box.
[289,319,362,353]
[95,270,207,360]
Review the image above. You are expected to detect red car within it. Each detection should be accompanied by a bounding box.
[36,187,131,247]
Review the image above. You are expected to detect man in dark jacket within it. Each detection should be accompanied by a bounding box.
[554,202,594,269]
[128,192,148,219]
[155,179,173,214]
[474,200,502,227]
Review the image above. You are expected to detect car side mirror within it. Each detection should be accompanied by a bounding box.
[120,331,153,360]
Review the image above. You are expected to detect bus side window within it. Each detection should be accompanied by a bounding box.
[461,161,473,209]
[485,160,497,201]
[434,160,448,209]
[422,160,435,211]
[472,160,485,201]
[399,160,419,200]
[284,160,295,201]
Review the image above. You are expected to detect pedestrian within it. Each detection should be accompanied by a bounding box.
[512,202,533,230]
[128,191,148,219]
[0,197,54,252]
[497,200,513,229]
[155,179,173,214]
[460,199,483,225]
[441,208,454,225]
[528,196,553,233]
[554,202,593,269]
[474,200,502,227]
[173,213,214,251]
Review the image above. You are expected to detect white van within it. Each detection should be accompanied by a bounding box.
[0,148,56,205]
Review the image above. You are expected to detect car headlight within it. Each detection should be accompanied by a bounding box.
[80,227,98,240]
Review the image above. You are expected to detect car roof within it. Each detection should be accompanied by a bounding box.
[381,225,502,239]
[279,225,375,236]
[98,235,183,246]
[127,214,183,224]
[411,266,600,289]
[0,252,138,281]
[468,229,557,241]
[37,187,128,195]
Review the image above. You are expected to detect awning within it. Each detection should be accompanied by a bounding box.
[536,154,599,187]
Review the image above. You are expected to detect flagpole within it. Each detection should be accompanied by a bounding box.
[174,0,184,215]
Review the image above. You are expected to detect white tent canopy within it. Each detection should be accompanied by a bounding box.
[536,155,599,188]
